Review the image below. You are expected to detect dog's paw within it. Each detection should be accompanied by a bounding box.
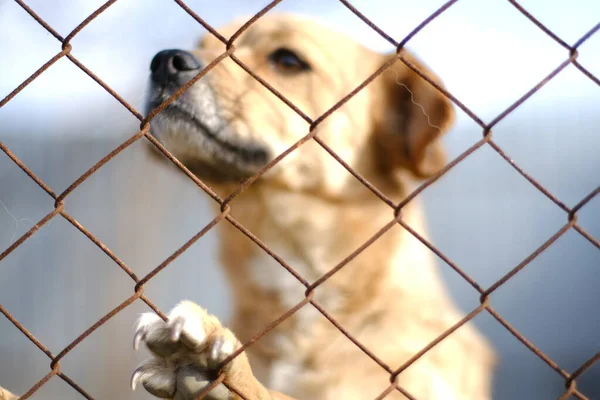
[131,301,239,399]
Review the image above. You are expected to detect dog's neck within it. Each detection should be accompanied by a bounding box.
[212,182,455,389]
[215,182,449,319]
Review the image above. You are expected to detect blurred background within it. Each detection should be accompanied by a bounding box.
[0,0,599,399]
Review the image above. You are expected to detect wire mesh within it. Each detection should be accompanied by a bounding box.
[1,0,599,399]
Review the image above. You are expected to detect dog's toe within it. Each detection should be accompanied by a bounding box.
[131,359,176,398]
[207,330,239,369]
[135,312,182,357]
[167,301,211,348]
[133,312,162,351]
[175,365,231,400]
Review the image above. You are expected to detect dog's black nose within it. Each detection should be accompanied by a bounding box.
[150,50,202,84]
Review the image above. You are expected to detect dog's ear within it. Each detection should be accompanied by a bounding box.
[372,51,455,179]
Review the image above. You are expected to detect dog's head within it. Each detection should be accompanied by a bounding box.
[146,14,454,198]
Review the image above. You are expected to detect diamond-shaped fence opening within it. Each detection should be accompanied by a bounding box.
[0,0,599,399]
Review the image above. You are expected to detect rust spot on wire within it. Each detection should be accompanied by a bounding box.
[308,218,399,292]
[571,185,600,216]
[0,49,69,109]
[506,0,571,50]
[51,292,142,367]
[486,140,571,213]
[14,0,65,41]
[482,221,575,298]
[225,214,311,288]
[143,131,224,203]
[573,225,600,250]
[573,60,600,87]
[397,218,485,293]
[373,384,398,400]
[56,372,96,400]
[486,58,574,130]
[18,369,59,400]
[397,136,490,210]
[62,0,120,46]
[568,351,600,386]
[220,294,313,368]
[337,0,397,47]
[55,128,148,205]
[173,0,228,44]
[226,0,286,46]
[397,52,488,129]
[0,206,62,262]
[66,53,144,120]
[310,299,393,374]
[221,127,318,208]
[0,142,56,199]
[60,210,139,281]
[228,53,313,124]
[391,302,487,379]
[192,373,227,400]
[135,209,230,289]
[396,0,460,51]
[0,305,55,359]
[485,304,583,387]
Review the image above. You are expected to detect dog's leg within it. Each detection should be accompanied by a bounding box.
[132,301,291,400]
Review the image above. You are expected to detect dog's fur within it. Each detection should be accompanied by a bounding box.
[0,14,494,400]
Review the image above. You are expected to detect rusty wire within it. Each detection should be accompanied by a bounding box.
[1,0,599,399]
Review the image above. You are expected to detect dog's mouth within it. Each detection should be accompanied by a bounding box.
[147,97,270,182]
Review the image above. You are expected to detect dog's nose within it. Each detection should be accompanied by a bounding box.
[150,49,202,84]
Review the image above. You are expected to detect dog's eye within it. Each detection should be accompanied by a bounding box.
[268,48,310,74]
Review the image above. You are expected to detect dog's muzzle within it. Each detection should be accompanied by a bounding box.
[145,49,269,182]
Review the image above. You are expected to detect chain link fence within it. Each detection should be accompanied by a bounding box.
[1,0,599,399]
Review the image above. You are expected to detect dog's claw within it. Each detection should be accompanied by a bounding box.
[170,316,185,342]
[133,330,144,351]
[131,368,143,391]
[133,312,162,351]
[131,362,176,398]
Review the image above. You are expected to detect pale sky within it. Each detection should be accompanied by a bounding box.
[0,0,598,131]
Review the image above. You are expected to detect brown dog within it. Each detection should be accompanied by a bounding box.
[0,13,495,400]
[132,13,495,400]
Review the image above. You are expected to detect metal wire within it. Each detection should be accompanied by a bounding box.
[1,0,599,399]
